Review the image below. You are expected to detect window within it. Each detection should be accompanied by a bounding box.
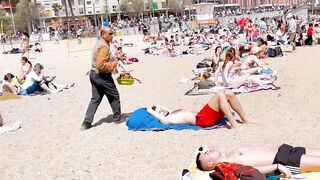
[78,0,83,5]
[161,2,166,8]
[87,1,91,5]
[112,5,117,11]
[79,7,84,14]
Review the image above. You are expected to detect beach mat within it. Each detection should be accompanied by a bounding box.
[0,92,22,101]
[126,108,227,131]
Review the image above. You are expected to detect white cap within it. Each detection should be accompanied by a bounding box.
[2,70,12,78]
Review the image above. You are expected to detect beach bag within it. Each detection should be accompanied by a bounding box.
[267,48,277,58]
[196,62,210,68]
[198,79,215,89]
[209,162,266,180]
[128,58,139,62]
[274,47,283,57]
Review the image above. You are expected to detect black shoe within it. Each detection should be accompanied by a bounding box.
[80,121,92,130]
[113,115,123,124]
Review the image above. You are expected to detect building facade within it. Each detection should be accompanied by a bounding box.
[37,0,120,18]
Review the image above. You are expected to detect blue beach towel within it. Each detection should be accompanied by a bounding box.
[126,108,228,131]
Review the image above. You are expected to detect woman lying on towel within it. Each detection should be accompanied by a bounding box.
[195,144,320,178]
[147,90,253,129]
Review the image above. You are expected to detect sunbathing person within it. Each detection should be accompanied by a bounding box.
[147,91,252,128]
[196,144,320,177]
[240,46,268,71]
[215,50,274,88]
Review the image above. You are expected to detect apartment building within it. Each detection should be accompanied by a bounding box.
[38,0,120,18]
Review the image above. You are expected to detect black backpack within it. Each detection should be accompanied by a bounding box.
[267,48,277,58]
[274,47,283,57]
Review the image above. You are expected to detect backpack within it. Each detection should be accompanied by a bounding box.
[274,47,283,57]
[196,62,210,68]
[209,162,266,180]
[267,48,277,58]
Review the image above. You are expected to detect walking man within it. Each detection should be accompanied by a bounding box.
[287,13,297,51]
[81,27,121,130]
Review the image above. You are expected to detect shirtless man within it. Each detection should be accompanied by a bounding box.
[196,144,320,178]
[147,91,252,128]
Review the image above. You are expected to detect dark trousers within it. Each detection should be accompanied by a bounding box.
[84,70,121,124]
[305,35,313,46]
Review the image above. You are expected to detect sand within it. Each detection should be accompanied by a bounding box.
[1,35,320,180]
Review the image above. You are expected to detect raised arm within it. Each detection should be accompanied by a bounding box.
[146,107,170,124]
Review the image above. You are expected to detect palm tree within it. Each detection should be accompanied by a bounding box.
[52,3,62,18]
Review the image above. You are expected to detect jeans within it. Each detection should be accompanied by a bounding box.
[84,70,121,124]
[277,40,286,45]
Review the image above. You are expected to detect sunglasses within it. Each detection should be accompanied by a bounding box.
[108,32,114,35]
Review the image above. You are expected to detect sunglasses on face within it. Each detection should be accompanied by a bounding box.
[108,32,114,35]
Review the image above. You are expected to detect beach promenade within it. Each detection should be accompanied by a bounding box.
[0,35,320,179]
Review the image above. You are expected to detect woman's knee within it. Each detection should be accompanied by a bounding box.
[224,90,235,99]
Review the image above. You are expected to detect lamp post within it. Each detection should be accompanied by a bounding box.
[166,0,168,18]
[93,3,97,27]
[83,0,87,26]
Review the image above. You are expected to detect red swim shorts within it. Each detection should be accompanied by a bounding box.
[195,104,225,128]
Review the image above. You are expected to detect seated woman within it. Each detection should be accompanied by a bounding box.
[20,63,74,95]
[215,50,274,88]
[116,47,131,64]
[18,56,32,83]
[202,46,223,71]
[147,91,253,128]
[2,70,21,94]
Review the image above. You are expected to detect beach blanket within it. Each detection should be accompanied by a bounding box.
[0,121,21,134]
[126,108,227,131]
[185,83,280,96]
[0,92,22,101]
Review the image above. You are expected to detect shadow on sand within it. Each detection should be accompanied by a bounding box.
[92,113,131,127]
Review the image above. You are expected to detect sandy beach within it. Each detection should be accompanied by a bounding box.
[1,35,320,179]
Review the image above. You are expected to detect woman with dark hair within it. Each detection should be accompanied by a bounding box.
[18,56,32,83]
[21,32,30,58]
[201,46,223,71]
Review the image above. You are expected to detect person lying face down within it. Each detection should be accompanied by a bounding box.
[195,144,320,178]
[146,90,253,128]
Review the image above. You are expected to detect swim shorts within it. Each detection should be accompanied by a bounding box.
[195,104,224,128]
[273,144,306,167]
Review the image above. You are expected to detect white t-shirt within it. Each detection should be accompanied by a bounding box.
[276,30,285,41]
[21,71,42,90]
[289,19,297,33]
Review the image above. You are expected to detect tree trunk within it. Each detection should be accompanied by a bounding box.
[26,0,32,33]
[67,0,74,19]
